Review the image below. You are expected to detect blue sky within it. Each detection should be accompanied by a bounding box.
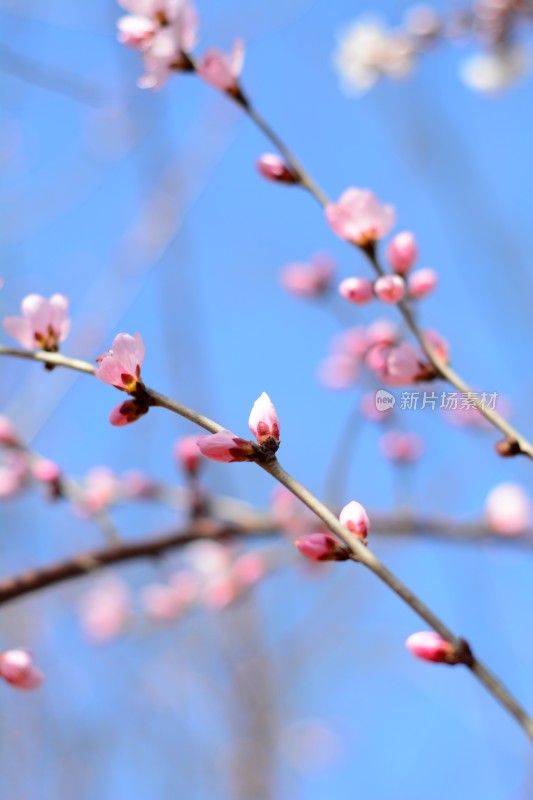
[1,0,533,797]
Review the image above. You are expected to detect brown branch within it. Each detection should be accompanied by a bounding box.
[0,521,273,606]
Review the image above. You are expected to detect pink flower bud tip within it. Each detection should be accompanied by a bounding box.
[408,269,438,299]
[248,392,280,445]
[325,188,395,247]
[3,293,70,351]
[95,332,145,392]
[373,274,406,304]
[0,649,44,690]
[295,533,345,562]
[196,39,245,93]
[196,430,255,463]
[338,277,374,305]
[257,153,298,184]
[386,231,418,274]
[174,435,202,476]
[109,399,148,426]
[339,500,370,543]
[406,632,458,664]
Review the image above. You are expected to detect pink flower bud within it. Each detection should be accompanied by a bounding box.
[196,40,245,93]
[294,532,345,561]
[257,153,298,184]
[374,274,406,304]
[95,332,145,392]
[325,188,396,246]
[280,254,335,299]
[408,268,438,299]
[386,231,418,274]
[32,458,61,482]
[339,500,370,543]
[109,399,148,426]
[0,649,44,690]
[3,293,70,351]
[174,435,202,476]
[248,392,280,445]
[380,431,424,463]
[406,631,458,664]
[196,430,255,463]
[485,483,531,535]
[338,277,374,304]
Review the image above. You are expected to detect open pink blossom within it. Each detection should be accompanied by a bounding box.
[387,231,418,274]
[408,268,438,299]
[366,342,422,387]
[280,254,335,299]
[0,649,44,690]
[339,500,370,544]
[3,293,70,351]
[95,333,145,392]
[248,392,280,445]
[117,14,156,47]
[338,276,374,304]
[485,483,531,535]
[380,431,424,463]
[134,0,199,89]
[325,188,395,246]
[295,532,345,562]
[174,435,203,476]
[197,40,245,94]
[406,631,458,664]
[257,153,298,184]
[77,466,118,515]
[373,274,406,304]
[197,430,255,463]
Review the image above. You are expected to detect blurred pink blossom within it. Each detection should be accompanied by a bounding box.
[317,354,361,390]
[0,415,19,447]
[366,342,422,387]
[485,483,531,535]
[3,293,70,351]
[174,435,203,476]
[79,577,131,644]
[380,430,424,462]
[325,188,395,246]
[280,253,335,299]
